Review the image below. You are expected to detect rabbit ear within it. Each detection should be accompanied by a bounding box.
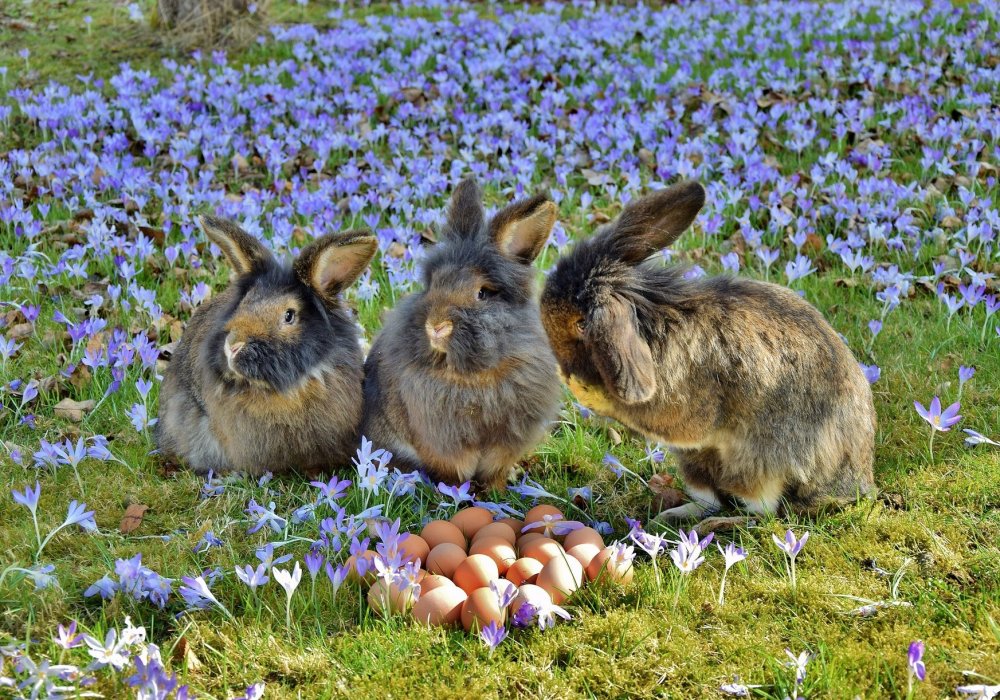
[294,230,378,303]
[607,181,705,264]
[198,215,274,276]
[489,194,558,263]
[444,178,486,240]
[588,295,657,404]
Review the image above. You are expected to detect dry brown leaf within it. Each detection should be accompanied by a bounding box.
[6,323,33,340]
[120,504,149,534]
[53,398,96,422]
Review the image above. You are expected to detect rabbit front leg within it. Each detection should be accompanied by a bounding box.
[654,447,723,522]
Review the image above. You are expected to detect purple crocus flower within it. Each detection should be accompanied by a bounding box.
[908,640,926,690]
[914,397,961,432]
[860,363,881,384]
[480,621,507,651]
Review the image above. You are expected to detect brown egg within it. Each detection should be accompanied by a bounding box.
[471,522,517,546]
[566,542,602,570]
[587,546,635,585]
[519,537,564,565]
[522,504,563,533]
[498,517,524,535]
[345,549,378,585]
[398,533,431,565]
[421,520,466,551]
[563,526,606,551]
[516,532,545,548]
[411,586,468,627]
[537,554,585,604]
[426,543,467,578]
[367,578,417,615]
[511,583,551,619]
[469,536,517,575]
[452,554,500,595]
[420,574,455,594]
[505,557,544,587]
[450,507,494,539]
[461,586,506,632]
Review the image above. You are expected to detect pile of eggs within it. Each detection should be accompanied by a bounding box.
[360,504,633,632]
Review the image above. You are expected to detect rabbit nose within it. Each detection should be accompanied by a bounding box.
[426,320,453,350]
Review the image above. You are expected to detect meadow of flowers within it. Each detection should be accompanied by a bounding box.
[1,0,998,697]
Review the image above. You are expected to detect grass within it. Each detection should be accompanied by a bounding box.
[1,1,1000,698]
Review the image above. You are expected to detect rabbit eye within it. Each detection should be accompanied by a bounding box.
[477,287,497,301]
[574,318,586,335]
[283,309,296,324]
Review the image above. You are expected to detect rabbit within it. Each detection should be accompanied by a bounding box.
[361,178,563,491]
[540,181,876,522]
[156,216,377,476]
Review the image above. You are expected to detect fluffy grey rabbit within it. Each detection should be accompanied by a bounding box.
[361,179,562,490]
[156,216,377,476]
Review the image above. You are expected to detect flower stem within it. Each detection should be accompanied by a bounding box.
[928,429,936,465]
[718,570,728,607]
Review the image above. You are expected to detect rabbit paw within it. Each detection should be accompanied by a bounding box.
[653,501,709,523]
[693,515,757,536]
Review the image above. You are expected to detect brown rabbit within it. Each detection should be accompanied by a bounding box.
[540,181,876,521]
[156,216,377,476]
[361,179,562,491]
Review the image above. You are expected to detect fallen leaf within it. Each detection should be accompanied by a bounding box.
[120,504,149,534]
[606,427,622,445]
[6,323,33,340]
[649,472,686,512]
[53,398,96,422]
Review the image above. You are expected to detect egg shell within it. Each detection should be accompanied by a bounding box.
[420,574,455,594]
[471,522,517,546]
[587,547,635,585]
[469,537,517,575]
[497,517,524,535]
[411,586,468,627]
[452,554,500,595]
[398,533,431,565]
[516,532,545,548]
[450,507,494,539]
[345,550,378,585]
[518,537,564,565]
[426,543,467,578]
[460,586,506,632]
[505,557,544,586]
[563,527,606,551]
[367,578,417,615]
[566,542,602,570]
[537,554,585,604]
[522,504,564,533]
[511,583,551,618]
[421,520,466,551]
